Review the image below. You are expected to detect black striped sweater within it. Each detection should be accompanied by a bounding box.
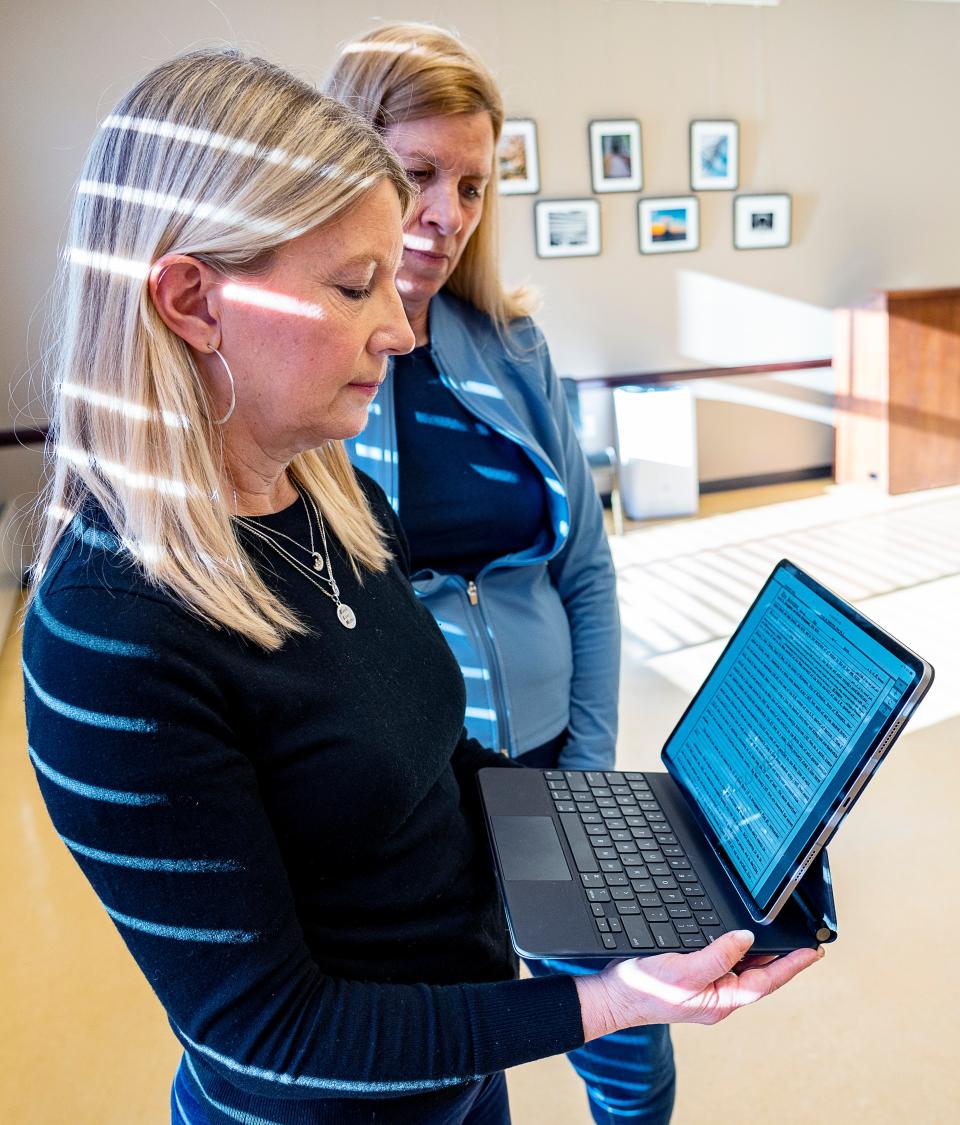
[23,475,582,1124]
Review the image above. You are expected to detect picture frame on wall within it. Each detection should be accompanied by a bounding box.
[638,196,700,255]
[588,119,643,193]
[497,119,540,195]
[534,199,601,258]
[690,119,739,191]
[734,193,792,249]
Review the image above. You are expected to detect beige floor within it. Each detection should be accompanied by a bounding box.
[4,480,959,1124]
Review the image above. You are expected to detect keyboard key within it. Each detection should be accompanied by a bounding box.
[610,830,632,843]
[585,823,608,836]
[602,933,619,950]
[623,915,655,949]
[624,772,645,781]
[565,772,590,792]
[608,916,623,932]
[580,873,604,887]
[701,926,724,944]
[554,802,576,813]
[573,791,594,803]
[544,771,564,780]
[631,879,655,894]
[676,872,698,883]
[661,845,684,857]
[616,794,638,806]
[591,787,612,799]
[647,812,667,823]
[590,903,606,917]
[643,907,669,923]
[682,885,706,898]
[667,905,692,919]
[615,900,641,915]
[651,922,681,949]
[611,785,631,796]
[687,897,713,911]
[648,863,670,876]
[606,819,627,831]
[547,779,569,790]
[674,919,699,934]
[586,888,611,902]
[624,866,649,880]
[660,890,684,904]
[630,826,653,839]
[605,772,626,784]
[604,872,628,886]
[654,876,678,890]
[637,893,661,908]
[610,886,635,900]
[559,812,598,873]
[695,911,721,927]
[638,840,660,852]
[590,836,613,849]
[596,798,617,808]
[639,801,660,812]
[596,917,610,932]
[594,848,617,860]
[581,813,603,824]
[614,841,639,854]
[585,772,606,786]
[600,859,623,873]
[668,858,691,870]
[681,934,707,949]
[601,808,623,820]
[654,833,678,845]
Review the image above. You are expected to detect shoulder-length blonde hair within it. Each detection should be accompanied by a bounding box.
[324,22,537,328]
[32,48,414,650]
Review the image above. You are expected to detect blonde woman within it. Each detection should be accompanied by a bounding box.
[324,22,672,1124]
[24,48,821,1125]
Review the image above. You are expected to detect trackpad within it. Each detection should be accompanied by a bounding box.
[492,816,572,881]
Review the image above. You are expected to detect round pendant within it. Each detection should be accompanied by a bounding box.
[312,553,324,572]
[336,602,357,629]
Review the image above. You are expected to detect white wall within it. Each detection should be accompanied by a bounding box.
[2,0,959,497]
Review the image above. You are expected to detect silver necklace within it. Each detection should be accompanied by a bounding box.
[235,486,357,629]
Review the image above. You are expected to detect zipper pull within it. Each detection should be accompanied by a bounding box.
[467,580,479,606]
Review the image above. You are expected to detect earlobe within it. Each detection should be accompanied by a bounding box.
[149,255,221,352]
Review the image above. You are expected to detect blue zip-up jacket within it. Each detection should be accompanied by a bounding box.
[347,290,619,770]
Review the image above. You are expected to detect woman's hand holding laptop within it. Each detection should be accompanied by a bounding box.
[575,930,824,1040]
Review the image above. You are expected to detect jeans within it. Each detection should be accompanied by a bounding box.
[171,1058,510,1125]
[518,738,676,1125]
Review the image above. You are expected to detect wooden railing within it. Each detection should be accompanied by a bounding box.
[576,358,832,391]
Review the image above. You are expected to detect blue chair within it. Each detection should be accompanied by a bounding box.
[560,377,624,535]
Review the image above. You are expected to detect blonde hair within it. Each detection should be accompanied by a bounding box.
[32,48,415,650]
[325,22,537,328]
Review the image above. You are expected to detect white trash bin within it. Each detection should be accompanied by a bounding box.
[614,385,699,520]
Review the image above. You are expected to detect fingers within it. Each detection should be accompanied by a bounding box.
[673,929,755,994]
[721,945,824,1007]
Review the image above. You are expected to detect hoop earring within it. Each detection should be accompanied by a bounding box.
[210,347,236,425]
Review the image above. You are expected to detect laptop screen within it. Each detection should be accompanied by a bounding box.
[662,561,921,911]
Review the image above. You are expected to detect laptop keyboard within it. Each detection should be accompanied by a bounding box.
[544,770,726,953]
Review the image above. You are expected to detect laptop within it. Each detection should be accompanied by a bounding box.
[479,559,933,957]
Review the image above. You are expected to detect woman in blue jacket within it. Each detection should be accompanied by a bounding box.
[327,23,676,1124]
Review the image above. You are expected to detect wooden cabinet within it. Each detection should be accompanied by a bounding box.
[834,288,960,494]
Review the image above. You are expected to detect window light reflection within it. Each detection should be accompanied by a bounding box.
[69,247,149,280]
[58,444,189,498]
[221,282,326,320]
[61,382,189,429]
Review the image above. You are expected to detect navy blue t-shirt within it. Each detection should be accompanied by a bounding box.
[394,347,548,577]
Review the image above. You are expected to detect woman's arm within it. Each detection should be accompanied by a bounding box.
[23,582,582,1103]
[532,331,621,771]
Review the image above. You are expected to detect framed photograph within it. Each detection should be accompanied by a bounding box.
[690,119,739,191]
[638,196,700,255]
[734,193,792,249]
[534,199,601,258]
[498,119,540,195]
[589,119,643,193]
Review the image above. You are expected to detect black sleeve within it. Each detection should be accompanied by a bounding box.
[23,581,583,1105]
